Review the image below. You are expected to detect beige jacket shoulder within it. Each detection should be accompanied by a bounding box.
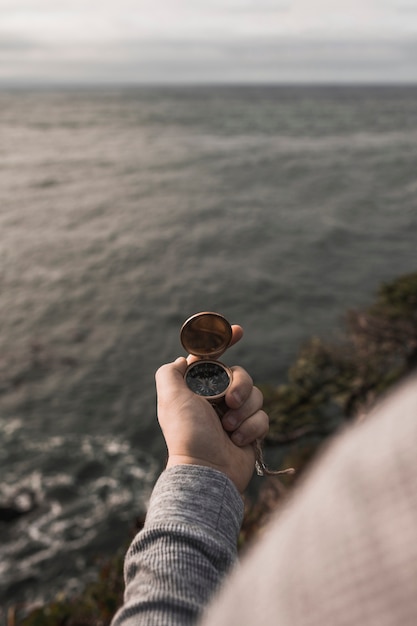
[202,375,417,626]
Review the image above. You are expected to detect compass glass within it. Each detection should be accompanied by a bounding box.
[185,362,230,398]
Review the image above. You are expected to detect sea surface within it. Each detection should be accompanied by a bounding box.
[1,85,416,610]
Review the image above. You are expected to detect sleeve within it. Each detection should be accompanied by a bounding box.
[111,464,244,626]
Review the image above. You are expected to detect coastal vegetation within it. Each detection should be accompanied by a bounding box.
[14,271,417,626]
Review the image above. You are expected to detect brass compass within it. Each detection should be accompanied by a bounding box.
[180,312,233,413]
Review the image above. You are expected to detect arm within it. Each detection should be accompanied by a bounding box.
[112,326,268,626]
[112,465,243,626]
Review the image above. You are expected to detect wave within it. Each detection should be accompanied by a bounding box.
[0,417,158,606]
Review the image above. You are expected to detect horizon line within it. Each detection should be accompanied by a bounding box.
[1,80,417,90]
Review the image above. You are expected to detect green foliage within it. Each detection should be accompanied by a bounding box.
[263,338,356,443]
[372,272,417,320]
[264,270,417,471]
[347,273,417,369]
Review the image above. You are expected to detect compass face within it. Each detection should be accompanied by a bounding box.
[185,361,231,398]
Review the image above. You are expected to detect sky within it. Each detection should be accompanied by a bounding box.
[1,0,417,85]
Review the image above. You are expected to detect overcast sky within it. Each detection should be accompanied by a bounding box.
[1,0,417,85]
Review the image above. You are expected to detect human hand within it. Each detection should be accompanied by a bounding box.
[155,325,269,493]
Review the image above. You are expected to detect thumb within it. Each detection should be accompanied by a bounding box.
[155,357,188,404]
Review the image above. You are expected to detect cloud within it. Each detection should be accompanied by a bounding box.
[200,0,291,11]
[2,0,413,42]
[0,3,292,44]
[0,0,416,84]
[2,35,416,85]
[385,0,417,9]
[0,34,37,51]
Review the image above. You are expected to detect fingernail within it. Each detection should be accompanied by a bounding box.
[232,432,244,446]
[224,415,238,429]
[231,390,243,407]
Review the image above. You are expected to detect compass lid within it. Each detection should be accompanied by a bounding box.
[180,312,233,359]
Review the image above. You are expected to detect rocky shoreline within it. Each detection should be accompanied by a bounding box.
[10,270,417,626]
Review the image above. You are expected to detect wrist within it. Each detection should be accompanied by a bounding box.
[166,454,251,494]
[166,454,225,474]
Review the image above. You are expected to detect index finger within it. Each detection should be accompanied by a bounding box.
[228,324,244,348]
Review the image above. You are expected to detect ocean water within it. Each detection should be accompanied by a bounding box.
[1,85,416,609]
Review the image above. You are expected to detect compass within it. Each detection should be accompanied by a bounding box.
[180,312,233,411]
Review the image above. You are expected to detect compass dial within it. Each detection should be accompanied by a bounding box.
[185,361,231,398]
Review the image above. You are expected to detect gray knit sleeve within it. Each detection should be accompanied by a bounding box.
[111,465,244,626]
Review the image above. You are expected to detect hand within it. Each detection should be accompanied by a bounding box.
[155,325,269,493]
